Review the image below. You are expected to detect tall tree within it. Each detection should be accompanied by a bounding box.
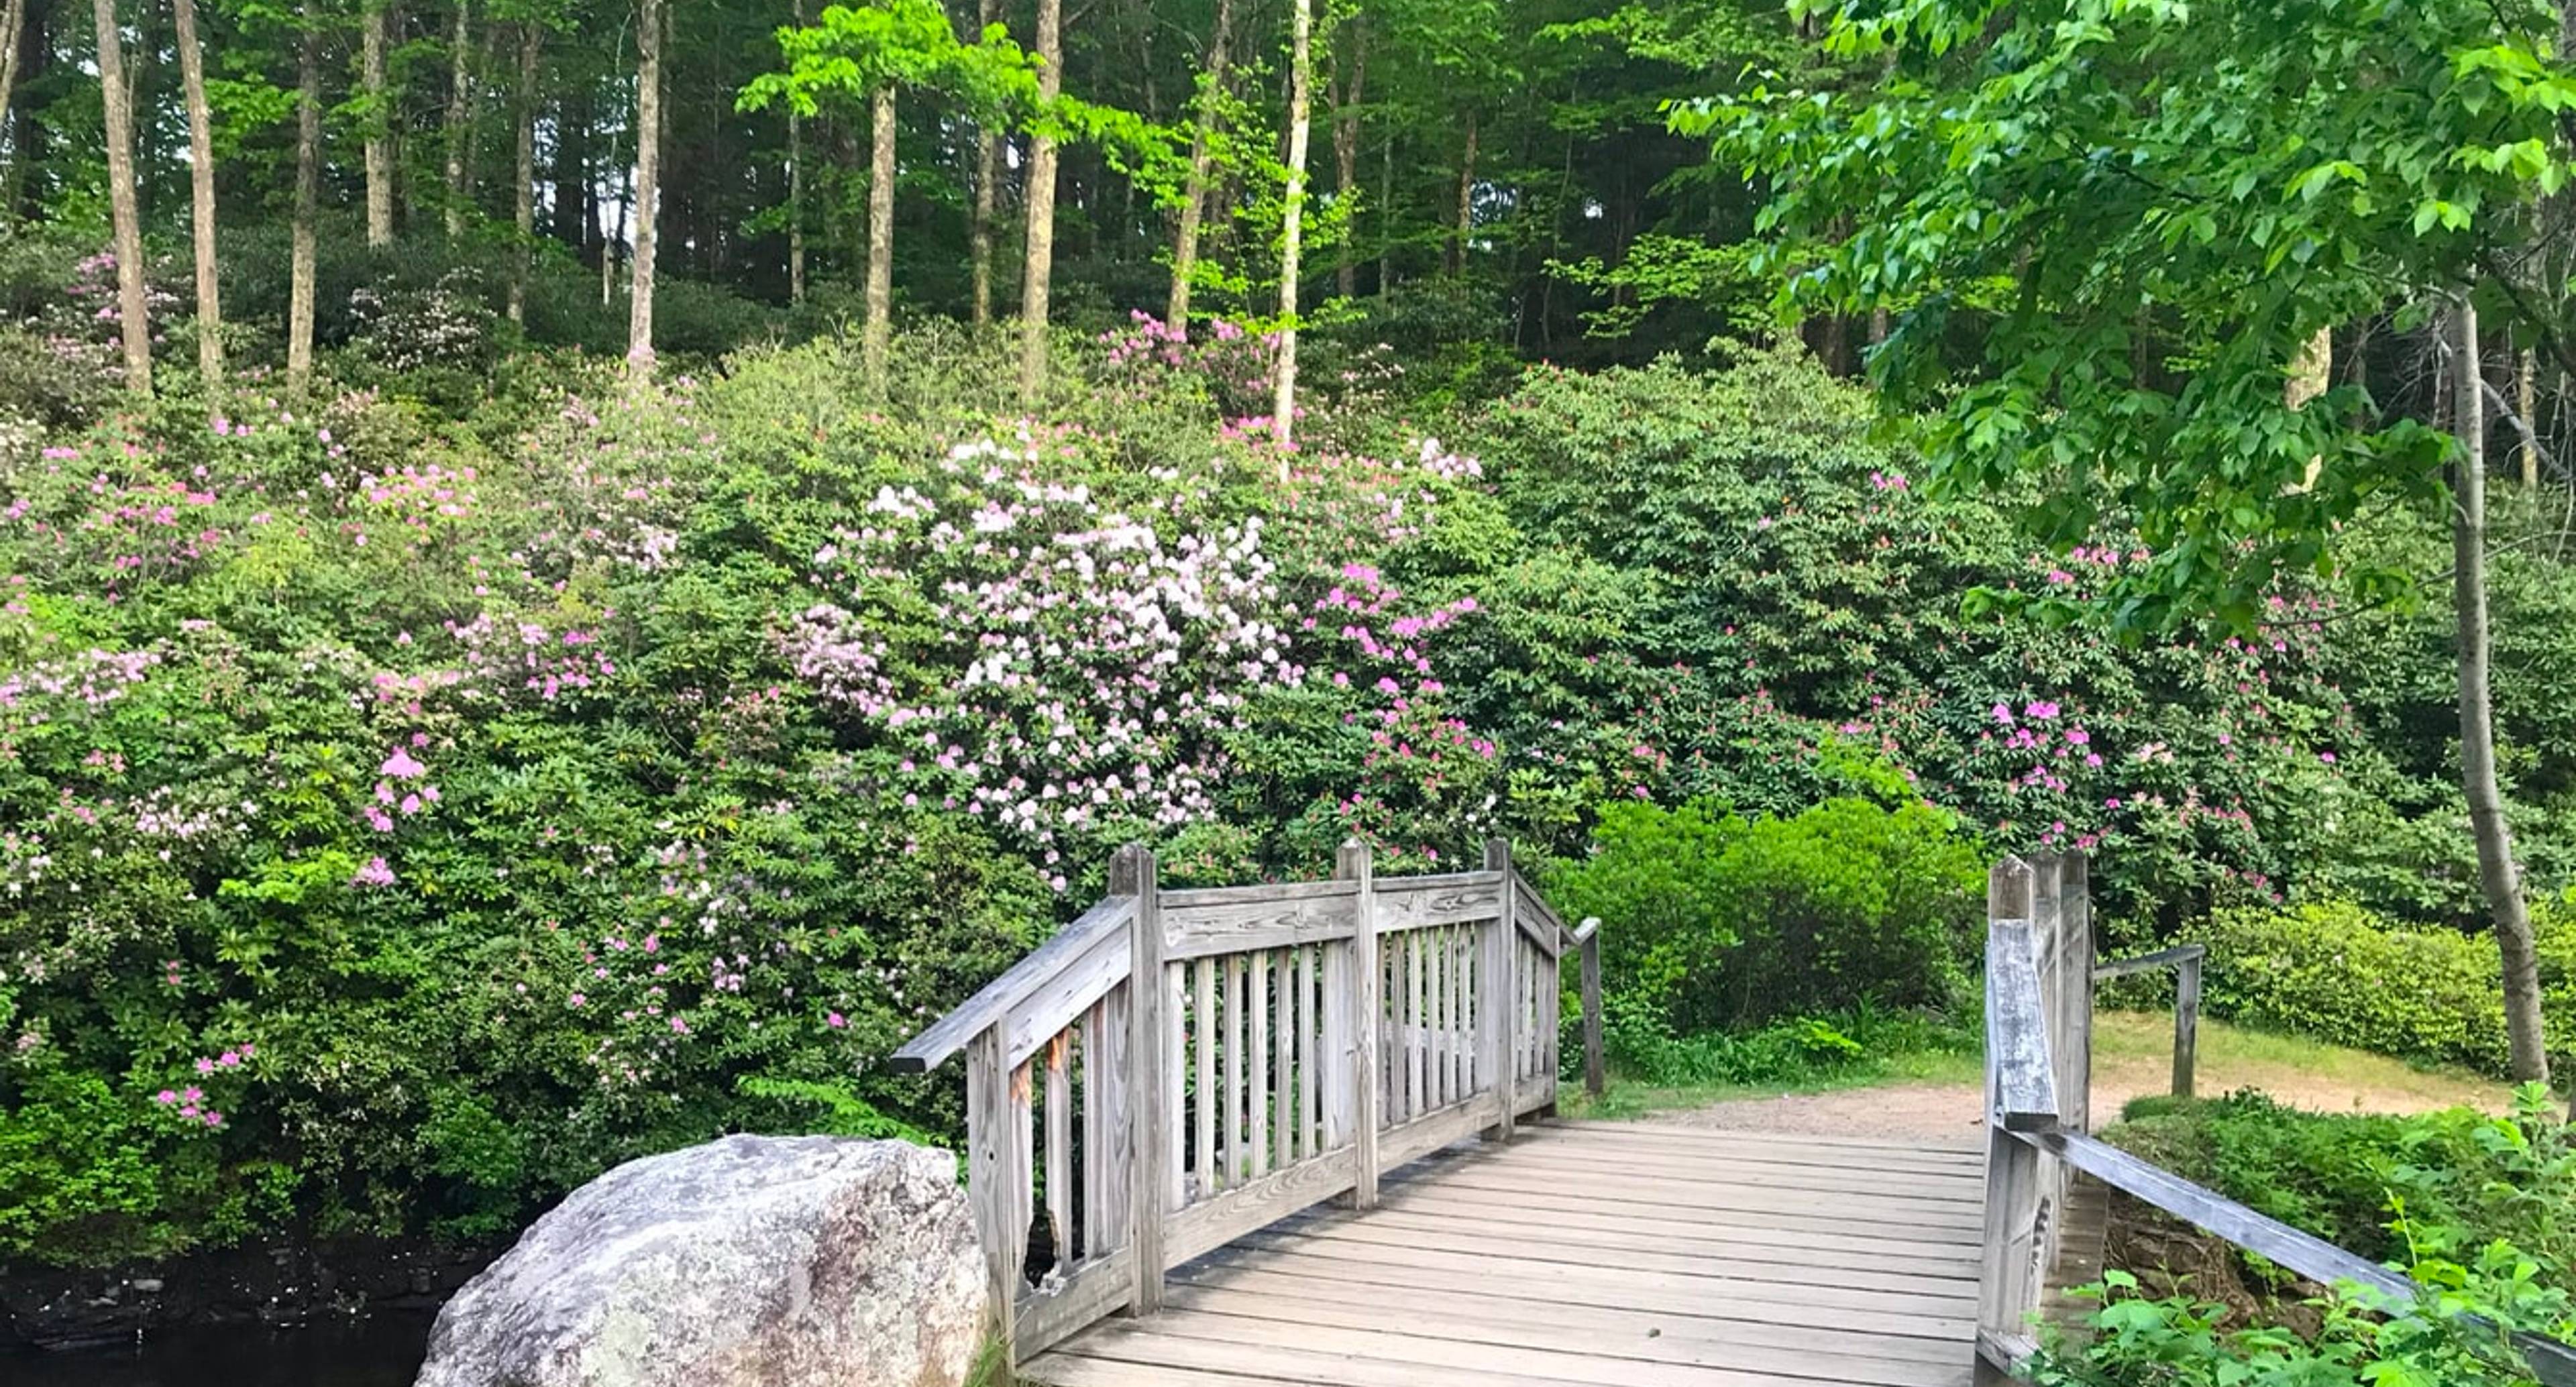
[968,0,1000,326]
[0,0,28,215]
[1332,15,1364,300]
[1164,0,1234,334]
[787,0,808,305]
[1725,0,2576,1081]
[288,5,321,388]
[443,0,475,237]
[627,0,662,374]
[1448,110,1474,273]
[172,0,222,382]
[91,0,151,394]
[508,19,540,322]
[362,0,394,245]
[2452,300,2552,1082]
[1016,0,1061,401]
[1271,0,1312,447]
[863,80,894,389]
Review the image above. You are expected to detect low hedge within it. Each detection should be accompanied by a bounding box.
[2196,896,2576,1076]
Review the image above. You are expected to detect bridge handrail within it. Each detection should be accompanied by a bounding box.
[891,835,1603,1369]
[1978,854,2576,1384]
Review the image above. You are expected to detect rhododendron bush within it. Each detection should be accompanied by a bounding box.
[0,329,2553,1267]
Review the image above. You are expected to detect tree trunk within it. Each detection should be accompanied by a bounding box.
[2519,349,2539,486]
[1270,0,1311,452]
[1449,111,1476,274]
[1377,129,1392,292]
[786,0,809,306]
[1016,0,1061,403]
[289,11,320,389]
[364,2,394,246]
[1331,16,1364,301]
[2,0,44,219]
[0,0,28,219]
[1165,0,1234,335]
[2453,301,2553,1085]
[969,0,1000,325]
[863,81,894,394]
[442,0,473,238]
[626,0,661,376]
[508,21,539,323]
[173,0,221,383]
[92,0,151,394]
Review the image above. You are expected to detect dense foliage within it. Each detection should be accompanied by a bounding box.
[2029,1089,2576,1386]
[13,276,2576,1264]
[2195,898,2576,1075]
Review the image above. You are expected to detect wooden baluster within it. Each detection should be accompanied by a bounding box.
[1299,943,1322,1156]
[1248,950,1271,1180]
[1341,838,1381,1207]
[1193,956,1217,1200]
[1482,839,1517,1140]
[1580,923,1605,1099]
[1044,1032,1071,1271]
[1273,946,1296,1166]
[1224,954,1246,1188]
[1163,963,1184,1210]
[1426,928,1446,1108]
[1455,924,1473,1098]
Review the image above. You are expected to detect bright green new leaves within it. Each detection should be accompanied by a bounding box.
[739,1,1186,205]
[1709,0,2576,634]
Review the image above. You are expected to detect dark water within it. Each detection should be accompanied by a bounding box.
[0,1313,433,1387]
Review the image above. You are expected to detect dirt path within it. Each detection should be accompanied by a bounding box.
[1642,1013,2518,1142]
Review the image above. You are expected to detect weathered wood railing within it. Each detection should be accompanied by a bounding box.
[2090,942,2203,1099]
[1977,852,2576,1384]
[891,836,1603,1366]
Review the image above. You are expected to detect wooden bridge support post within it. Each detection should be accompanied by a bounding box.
[1977,856,2047,1372]
[1578,923,1605,1099]
[966,1025,1032,1351]
[1338,838,1382,1208]
[1481,838,1518,1143]
[2171,948,2201,1099]
[1114,844,1167,1316]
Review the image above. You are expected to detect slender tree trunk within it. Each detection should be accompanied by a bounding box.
[1164,0,1234,335]
[626,0,661,376]
[92,0,150,394]
[862,81,894,394]
[2520,349,2540,486]
[1377,129,1392,292]
[1449,111,1476,274]
[1016,0,1061,402]
[1270,0,1312,452]
[172,0,221,383]
[289,12,320,388]
[786,0,809,306]
[2453,301,2553,1085]
[1331,17,1364,301]
[443,0,473,237]
[0,0,27,216]
[2,0,44,219]
[364,2,394,245]
[603,105,627,307]
[508,21,539,323]
[968,0,999,324]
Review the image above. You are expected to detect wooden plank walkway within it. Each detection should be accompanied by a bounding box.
[1023,1121,1983,1387]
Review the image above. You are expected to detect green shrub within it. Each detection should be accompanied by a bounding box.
[2196,899,2576,1076]
[1548,795,1983,1031]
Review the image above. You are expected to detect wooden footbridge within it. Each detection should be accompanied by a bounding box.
[893,844,2576,1386]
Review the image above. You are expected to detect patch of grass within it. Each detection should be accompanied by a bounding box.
[2091,1010,2518,1117]
[1562,1044,1982,1121]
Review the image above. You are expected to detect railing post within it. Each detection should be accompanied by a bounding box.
[1337,838,1381,1208]
[1579,922,1605,1099]
[1978,856,2045,1374]
[1112,844,1165,1316]
[1481,838,1517,1142]
[2171,949,2200,1100]
[966,1024,1030,1353]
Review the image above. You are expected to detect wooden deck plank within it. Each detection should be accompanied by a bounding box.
[1156,1283,1974,1387]
[1032,1121,1980,1386]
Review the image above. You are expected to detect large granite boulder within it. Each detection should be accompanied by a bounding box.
[415,1135,983,1387]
